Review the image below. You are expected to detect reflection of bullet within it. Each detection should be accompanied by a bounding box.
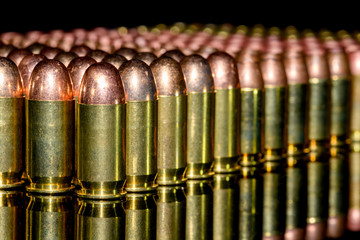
[26,194,74,240]
[213,174,239,240]
[77,63,126,198]
[161,49,185,62]
[134,52,157,65]
[121,59,157,192]
[76,198,125,239]
[305,48,330,240]
[181,54,214,179]
[208,52,240,173]
[151,57,186,185]
[237,60,264,240]
[54,51,78,67]
[283,50,308,240]
[102,54,127,69]
[326,47,350,238]
[114,47,138,60]
[0,190,26,240]
[18,54,46,96]
[156,186,186,240]
[260,52,287,240]
[186,180,213,240]
[26,59,74,193]
[125,193,157,240]
[0,58,25,189]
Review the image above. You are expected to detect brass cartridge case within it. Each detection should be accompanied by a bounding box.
[156,186,186,240]
[0,57,25,189]
[76,198,125,240]
[185,179,213,240]
[125,193,157,240]
[26,194,74,240]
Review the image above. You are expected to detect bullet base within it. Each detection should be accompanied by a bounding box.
[186,162,214,179]
[77,189,126,199]
[157,168,186,186]
[27,183,74,194]
[125,174,157,192]
[213,157,240,173]
[0,180,25,189]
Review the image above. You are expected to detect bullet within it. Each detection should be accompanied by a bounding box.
[161,49,185,62]
[125,193,157,240]
[0,57,25,189]
[283,50,308,240]
[150,56,187,185]
[77,62,126,198]
[102,54,127,69]
[348,49,360,231]
[86,49,108,62]
[7,48,32,66]
[39,46,63,59]
[305,48,330,240]
[121,59,157,192]
[26,59,74,193]
[76,198,125,239]
[186,179,213,240]
[114,47,138,60]
[326,47,350,238]
[156,186,186,240]
[134,52,157,65]
[26,194,74,240]
[260,52,287,240]
[54,51,79,67]
[237,60,264,240]
[181,54,214,179]
[70,45,91,57]
[213,174,239,240]
[0,190,26,240]
[0,44,15,57]
[208,52,240,173]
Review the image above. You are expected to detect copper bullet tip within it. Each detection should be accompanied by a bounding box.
[161,49,185,62]
[79,62,124,105]
[27,59,73,101]
[326,216,345,238]
[237,60,264,89]
[180,54,214,93]
[67,56,97,98]
[305,222,326,240]
[305,48,330,80]
[86,49,108,62]
[207,51,239,90]
[284,50,309,84]
[18,54,46,95]
[0,57,23,98]
[284,228,305,240]
[40,47,63,59]
[101,54,127,69]
[54,52,79,67]
[70,45,91,57]
[150,56,186,96]
[347,208,360,231]
[262,236,283,240]
[0,44,16,57]
[327,48,350,78]
[133,52,157,66]
[7,48,32,66]
[261,53,287,86]
[27,43,45,54]
[121,59,156,102]
[114,47,138,60]
[236,48,260,63]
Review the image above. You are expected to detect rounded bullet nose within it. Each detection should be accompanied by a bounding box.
[326,216,345,238]
[327,49,350,78]
[305,222,326,240]
[133,52,157,66]
[70,45,91,57]
[7,48,32,66]
[150,56,186,96]
[114,47,138,60]
[284,50,309,84]
[237,61,264,89]
[79,62,124,105]
[121,59,156,101]
[67,56,97,98]
[54,52,78,67]
[0,44,16,57]
[347,208,360,231]
[180,54,214,93]
[27,43,45,54]
[208,51,239,89]
[236,48,260,63]
[284,228,305,240]
[86,49,108,62]
[28,59,73,101]
[18,54,47,94]
[261,53,287,86]
[305,48,330,80]
[40,47,63,59]
[161,49,185,62]
[0,57,23,98]
[101,54,127,69]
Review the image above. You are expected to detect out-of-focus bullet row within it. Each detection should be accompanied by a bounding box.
[0,23,360,240]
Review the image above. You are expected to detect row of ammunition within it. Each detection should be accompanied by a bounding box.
[0,23,359,240]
